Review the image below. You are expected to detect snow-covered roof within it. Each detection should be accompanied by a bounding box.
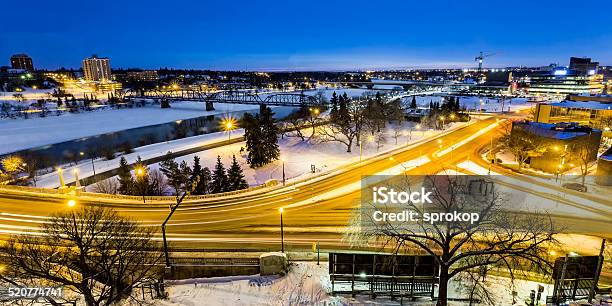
[513,121,600,140]
[549,100,612,110]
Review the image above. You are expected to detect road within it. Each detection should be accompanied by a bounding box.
[0,116,610,254]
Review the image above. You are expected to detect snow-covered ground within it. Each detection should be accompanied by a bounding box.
[0,101,260,155]
[156,261,592,306]
[35,129,246,188]
[402,95,534,113]
[491,149,612,200]
[455,160,612,220]
[79,121,463,191]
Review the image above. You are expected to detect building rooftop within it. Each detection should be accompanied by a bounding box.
[514,121,601,140]
[549,100,612,110]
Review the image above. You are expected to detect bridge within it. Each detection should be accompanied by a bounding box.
[324,80,475,91]
[125,89,323,107]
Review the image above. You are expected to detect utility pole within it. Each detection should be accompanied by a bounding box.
[162,192,189,268]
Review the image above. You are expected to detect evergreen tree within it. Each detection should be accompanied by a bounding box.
[259,104,280,165]
[159,152,191,195]
[243,105,280,168]
[227,155,248,191]
[117,156,133,195]
[210,156,228,193]
[243,112,265,167]
[133,156,150,196]
[191,156,205,195]
[410,96,417,109]
[329,91,339,120]
[200,167,212,194]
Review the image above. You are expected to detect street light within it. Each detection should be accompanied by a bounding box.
[439,116,445,129]
[67,199,76,207]
[221,117,237,145]
[135,166,146,203]
[279,207,285,253]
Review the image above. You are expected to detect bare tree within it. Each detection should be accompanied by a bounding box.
[91,178,119,194]
[500,123,547,170]
[148,168,168,195]
[0,206,163,306]
[318,94,365,152]
[347,175,558,306]
[568,134,598,186]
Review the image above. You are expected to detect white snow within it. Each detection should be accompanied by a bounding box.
[156,261,568,306]
[403,95,534,113]
[86,121,465,191]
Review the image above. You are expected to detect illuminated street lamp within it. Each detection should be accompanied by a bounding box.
[439,116,445,129]
[279,207,285,253]
[221,117,237,144]
[67,199,76,207]
[135,166,146,203]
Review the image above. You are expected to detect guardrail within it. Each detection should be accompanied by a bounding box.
[0,180,278,202]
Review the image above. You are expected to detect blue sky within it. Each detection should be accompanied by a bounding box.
[1,0,611,70]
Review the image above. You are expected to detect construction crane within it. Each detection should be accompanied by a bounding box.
[475,51,495,74]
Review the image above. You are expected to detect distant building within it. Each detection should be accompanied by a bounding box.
[91,82,122,92]
[82,55,111,82]
[127,70,158,82]
[469,70,514,95]
[511,121,602,173]
[534,101,612,132]
[569,57,599,75]
[527,57,604,97]
[10,54,34,71]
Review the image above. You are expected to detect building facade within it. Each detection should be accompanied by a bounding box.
[127,70,158,82]
[511,121,602,173]
[569,57,599,75]
[82,55,111,82]
[10,54,34,71]
[527,57,604,97]
[534,101,612,133]
[595,147,612,186]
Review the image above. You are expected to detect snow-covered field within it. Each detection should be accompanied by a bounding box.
[156,262,572,306]
[402,95,534,113]
[0,102,260,155]
[79,121,462,191]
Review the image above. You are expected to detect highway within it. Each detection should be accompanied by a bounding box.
[0,116,610,254]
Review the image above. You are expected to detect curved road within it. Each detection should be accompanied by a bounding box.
[0,116,610,252]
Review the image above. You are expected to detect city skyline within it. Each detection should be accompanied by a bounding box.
[2,0,611,70]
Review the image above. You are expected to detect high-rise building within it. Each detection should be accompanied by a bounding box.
[569,57,599,75]
[10,54,34,71]
[82,55,111,82]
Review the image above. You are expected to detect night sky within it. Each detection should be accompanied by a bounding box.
[2,0,611,70]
